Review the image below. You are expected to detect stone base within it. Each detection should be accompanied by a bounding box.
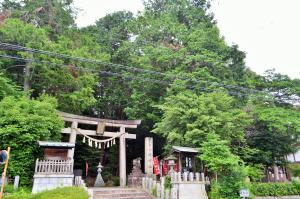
[172,182,208,199]
[32,174,74,193]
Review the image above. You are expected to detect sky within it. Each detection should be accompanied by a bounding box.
[74,0,300,79]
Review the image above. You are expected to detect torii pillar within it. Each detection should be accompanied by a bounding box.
[119,126,126,187]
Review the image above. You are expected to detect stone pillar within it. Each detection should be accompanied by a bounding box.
[68,121,78,159]
[119,126,126,187]
[144,137,153,175]
[274,164,279,182]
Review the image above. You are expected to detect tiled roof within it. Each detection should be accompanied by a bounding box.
[38,141,75,148]
[172,146,199,153]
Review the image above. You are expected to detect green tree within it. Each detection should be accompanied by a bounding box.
[153,91,252,151]
[0,73,20,100]
[0,95,64,185]
[200,133,247,199]
[247,105,300,167]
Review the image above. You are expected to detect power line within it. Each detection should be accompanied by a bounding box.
[1,53,299,104]
[0,42,266,95]
[0,54,267,99]
[0,54,170,85]
[1,42,299,103]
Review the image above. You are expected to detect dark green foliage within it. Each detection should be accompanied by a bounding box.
[250,181,300,196]
[0,95,63,186]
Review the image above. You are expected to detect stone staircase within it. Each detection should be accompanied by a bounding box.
[92,187,152,199]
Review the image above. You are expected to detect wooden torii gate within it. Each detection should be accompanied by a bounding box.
[58,111,141,187]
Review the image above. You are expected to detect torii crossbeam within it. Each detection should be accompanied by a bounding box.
[58,111,141,187]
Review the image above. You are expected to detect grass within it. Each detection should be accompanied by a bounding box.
[4,187,88,199]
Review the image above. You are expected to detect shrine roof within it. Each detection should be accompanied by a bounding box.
[172,146,199,154]
[38,141,75,149]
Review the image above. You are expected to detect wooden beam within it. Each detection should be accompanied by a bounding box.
[58,111,141,128]
[62,117,138,129]
[62,128,136,139]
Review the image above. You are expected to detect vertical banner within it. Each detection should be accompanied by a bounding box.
[174,163,178,172]
[163,160,168,175]
[144,137,153,175]
[85,161,88,177]
[153,156,160,175]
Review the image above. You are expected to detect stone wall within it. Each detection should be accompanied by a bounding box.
[32,174,74,193]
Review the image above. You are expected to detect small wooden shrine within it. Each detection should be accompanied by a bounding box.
[38,141,75,160]
[32,141,75,193]
[171,146,199,173]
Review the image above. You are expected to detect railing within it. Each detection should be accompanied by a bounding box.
[35,159,73,174]
[170,172,210,183]
[142,172,210,199]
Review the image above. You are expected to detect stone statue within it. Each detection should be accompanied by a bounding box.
[133,157,142,170]
[128,157,145,187]
[94,163,105,187]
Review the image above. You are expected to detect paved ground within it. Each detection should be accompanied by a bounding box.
[91,187,152,199]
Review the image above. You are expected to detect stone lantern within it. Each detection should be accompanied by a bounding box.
[166,155,177,175]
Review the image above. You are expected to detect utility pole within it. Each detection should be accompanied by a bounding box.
[23,60,31,91]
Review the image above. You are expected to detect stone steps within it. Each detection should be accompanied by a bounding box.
[92,187,152,199]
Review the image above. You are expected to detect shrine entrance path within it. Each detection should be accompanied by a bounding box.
[91,187,152,199]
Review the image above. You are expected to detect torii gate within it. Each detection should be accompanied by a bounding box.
[58,111,141,187]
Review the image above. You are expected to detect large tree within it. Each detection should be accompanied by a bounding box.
[153,91,252,152]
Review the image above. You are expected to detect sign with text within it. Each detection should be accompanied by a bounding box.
[239,189,249,198]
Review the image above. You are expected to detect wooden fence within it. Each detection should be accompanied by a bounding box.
[34,159,73,174]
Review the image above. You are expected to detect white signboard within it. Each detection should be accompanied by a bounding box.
[239,189,250,198]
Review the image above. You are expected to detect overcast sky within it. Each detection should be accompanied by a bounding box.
[74,0,300,79]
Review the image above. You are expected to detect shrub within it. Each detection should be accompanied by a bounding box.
[250,181,300,196]
[164,176,172,190]
[289,163,300,177]
[0,95,64,186]
[4,187,88,199]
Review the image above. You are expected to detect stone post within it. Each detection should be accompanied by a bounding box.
[144,137,153,175]
[195,172,200,181]
[119,126,126,187]
[201,172,205,181]
[165,189,170,199]
[156,182,161,198]
[183,172,188,181]
[189,172,194,182]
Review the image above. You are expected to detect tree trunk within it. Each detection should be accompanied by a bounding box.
[23,60,31,91]
[47,0,55,29]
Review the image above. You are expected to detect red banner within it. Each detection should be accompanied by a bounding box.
[85,161,88,177]
[163,160,168,175]
[153,156,160,175]
[174,163,178,172]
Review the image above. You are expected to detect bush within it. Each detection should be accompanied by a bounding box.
[164,176,172,190]
[289,163,300,177]
[0,95,64,186]
[4,187,88,199]
[250,181,300,196]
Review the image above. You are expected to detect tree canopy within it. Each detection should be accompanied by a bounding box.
[0,0,299,194]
